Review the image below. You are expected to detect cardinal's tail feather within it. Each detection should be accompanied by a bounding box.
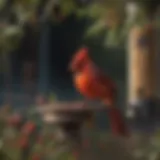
[107,107,130,137]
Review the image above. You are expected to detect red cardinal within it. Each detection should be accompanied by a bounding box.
[69,47,129,137]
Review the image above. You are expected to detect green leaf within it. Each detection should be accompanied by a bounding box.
[149,151,160,160]
[49,93,57,102]
[0,25,23,52]
[76,8,88,18]
[3,26,22,37]
[86,3,106,19]
[104,27,122,47]
[61,0,77,16]
[85,20,106,38]
[0,0,5,10]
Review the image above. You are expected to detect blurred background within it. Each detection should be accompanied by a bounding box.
[0,0,160,159]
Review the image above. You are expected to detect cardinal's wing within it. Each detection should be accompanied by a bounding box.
[89,64,117,96]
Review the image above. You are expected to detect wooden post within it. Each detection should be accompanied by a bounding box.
[127,24,156,107]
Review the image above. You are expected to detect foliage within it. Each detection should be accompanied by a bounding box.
[0,0,159,51]
[80,0,160,48]
[0,103,160,160]
[0,25,23,53]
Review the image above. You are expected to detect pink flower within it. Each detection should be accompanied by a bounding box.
[36,135,43,145]
[31,154,41,160]
[82,139,90,149]
[7,114,22,127]
[21,121,36,135]
[19,136,29,149]
[73,150,80,159]
[35,95,47,105]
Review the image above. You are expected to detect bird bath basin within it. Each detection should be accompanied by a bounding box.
[37,101,105,144]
